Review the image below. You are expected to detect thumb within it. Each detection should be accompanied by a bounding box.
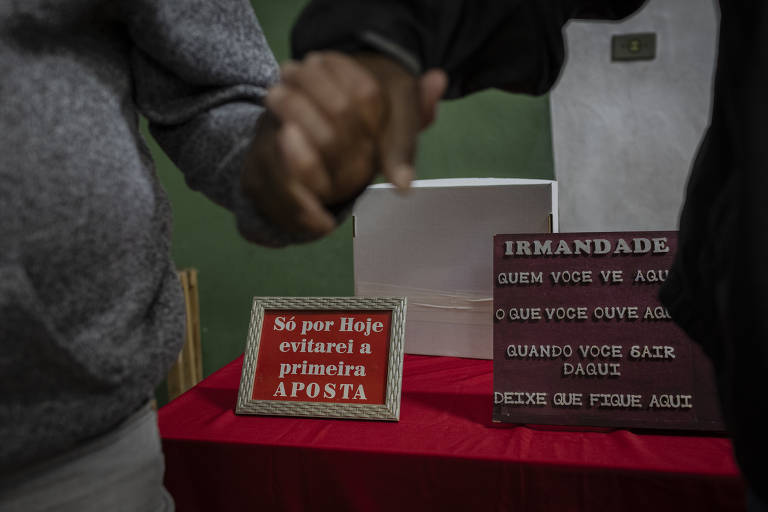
[352,55,441,191]
[419,69,448,129]
[379,69,447,190]
[376,72,421,191]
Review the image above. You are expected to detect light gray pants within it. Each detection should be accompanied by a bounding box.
[0,403,173,512]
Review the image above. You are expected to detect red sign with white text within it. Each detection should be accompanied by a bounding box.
[251,310,391,404]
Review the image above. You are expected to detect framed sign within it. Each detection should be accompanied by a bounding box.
[493,231,723,431]
[236,297,407,421]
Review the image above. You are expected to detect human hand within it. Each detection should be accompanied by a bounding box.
[241,51,446,237]
[241,52,384,236]
[348,54,447,189]
[241,109,339,235]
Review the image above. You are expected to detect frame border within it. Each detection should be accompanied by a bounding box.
[236,297,407,421]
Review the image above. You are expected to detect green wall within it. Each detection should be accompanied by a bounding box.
[148,0,554,390]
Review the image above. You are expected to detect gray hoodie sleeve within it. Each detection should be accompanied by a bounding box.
[119,0,325,246]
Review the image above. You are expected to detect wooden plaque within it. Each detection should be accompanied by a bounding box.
[493,231,723,431]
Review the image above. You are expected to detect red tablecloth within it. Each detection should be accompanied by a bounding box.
[159,355,745,511]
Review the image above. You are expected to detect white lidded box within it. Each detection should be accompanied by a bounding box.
[352,178,558,359]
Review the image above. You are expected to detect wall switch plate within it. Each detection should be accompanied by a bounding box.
[612,33,656,61]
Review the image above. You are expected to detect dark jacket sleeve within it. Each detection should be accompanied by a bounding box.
[292,0,645,98]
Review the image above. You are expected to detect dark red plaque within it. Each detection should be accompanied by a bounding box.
[493,231,723,431]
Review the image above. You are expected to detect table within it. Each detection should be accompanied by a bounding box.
[159,355,745,511]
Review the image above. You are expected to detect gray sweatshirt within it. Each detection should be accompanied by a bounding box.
[0,0,307,472]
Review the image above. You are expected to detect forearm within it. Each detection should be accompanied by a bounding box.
[120,0,344,245]
[292,0,645,98]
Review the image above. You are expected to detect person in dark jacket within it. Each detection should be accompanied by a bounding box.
[287,0,768,508]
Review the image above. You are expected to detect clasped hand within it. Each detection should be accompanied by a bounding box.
[242,51,447,237]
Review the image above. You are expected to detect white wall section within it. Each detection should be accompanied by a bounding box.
[551,0,719,232]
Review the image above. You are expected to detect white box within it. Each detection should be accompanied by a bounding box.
[353,178,558,359]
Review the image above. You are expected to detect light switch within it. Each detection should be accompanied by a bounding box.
[612,33,656,61]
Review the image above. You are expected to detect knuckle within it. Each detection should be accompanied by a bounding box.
[280,60,299,80]
[305,52,325,69]
[313,174,334,199]
[292,157,333,198]
[324,51,350,67]
[354,77,381,105]
[329,96,351,118]
[292,151,322,178]
[265,86,288,109]
[314,126,338,153]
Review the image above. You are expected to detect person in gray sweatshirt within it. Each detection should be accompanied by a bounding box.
[0,1,442,509]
